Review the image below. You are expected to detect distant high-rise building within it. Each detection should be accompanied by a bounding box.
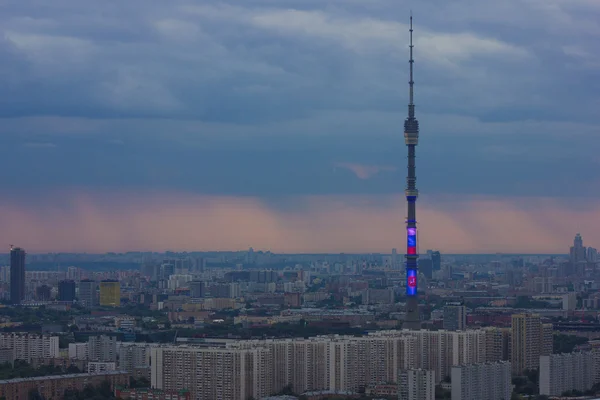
[246,247,255,264]
[587,247,598,263]
[160,263,175,280]
[189,281,205,299]
[99,280,121,307]
[193,257,206,273]
[511,313,553,375]
[443,304,466,331]
[10,246,26,305]
[66,266,80,281]
[392,248,400,270]
[398,369,435,400]
[58,280,76,302]
[79,279,97,307]
[431,251,441,271]
[570,233,587,266]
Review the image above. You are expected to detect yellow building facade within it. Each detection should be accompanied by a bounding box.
[99,280,121,307]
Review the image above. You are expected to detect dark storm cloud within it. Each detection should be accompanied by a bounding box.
[0,0,599,198]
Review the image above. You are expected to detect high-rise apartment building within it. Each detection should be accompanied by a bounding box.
[451,361,512,400]
[99,280,120,307]
[431,251,441,271]
[79,279,97,307]
[511,313,553,375]
[371,330,487,384]
[58,280,76,302]
[118,343,158,379]
[483,327,511,362]
[10,246,26,304]
[443,304,466,331]
[151,346,272,400]
[398,369,435,400]
[148,329,508,398]
[88,335,117,362]
[539,351,597,396]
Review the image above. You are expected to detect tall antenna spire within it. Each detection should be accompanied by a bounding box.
[408,13,415,119]
[403,13,421,330]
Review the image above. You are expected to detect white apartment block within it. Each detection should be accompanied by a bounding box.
[539,351,596,396]
[150,329,504,399]
[398,369,435,400]
[451,361,512,400]
[68,343,89,360]
[88,335,117,362]
[117,342,158,374]
[151,346,272,400]
[0,333,59,362]
[373,329,487,382]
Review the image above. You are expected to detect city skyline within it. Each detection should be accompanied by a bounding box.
[1,0,599,253]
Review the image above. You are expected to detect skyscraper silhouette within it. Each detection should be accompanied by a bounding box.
[10,246,26,305]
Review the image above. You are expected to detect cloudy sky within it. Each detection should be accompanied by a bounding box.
[1,0,599,254]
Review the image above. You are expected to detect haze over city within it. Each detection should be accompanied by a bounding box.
[1,0,599,253]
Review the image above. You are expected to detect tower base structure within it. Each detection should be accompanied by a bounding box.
[403,296,421,330]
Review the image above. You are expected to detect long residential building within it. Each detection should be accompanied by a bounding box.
[150,329,501,399]
[539,351,597,396]
[0,333,59,362]
[451,361,512,400]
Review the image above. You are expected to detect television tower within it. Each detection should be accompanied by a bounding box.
[403,15,421,330]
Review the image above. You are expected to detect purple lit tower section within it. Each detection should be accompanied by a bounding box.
[403,16,421,330]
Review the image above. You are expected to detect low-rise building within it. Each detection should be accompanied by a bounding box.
[115,388,192,400]
[0,371,129,399]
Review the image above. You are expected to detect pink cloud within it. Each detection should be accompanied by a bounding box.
[334,162,397,179]
[0,190,598,254]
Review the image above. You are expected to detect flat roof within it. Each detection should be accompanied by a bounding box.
[0,371,129,385]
